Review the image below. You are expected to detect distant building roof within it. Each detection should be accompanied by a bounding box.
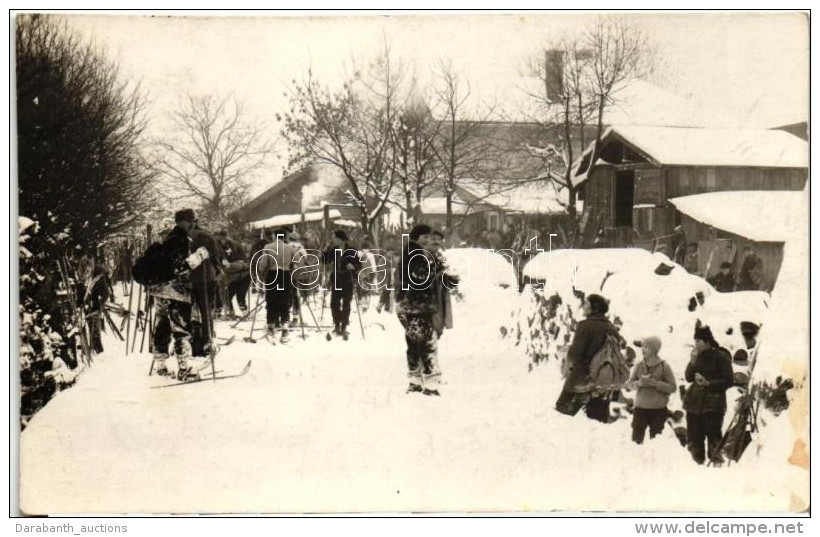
[669,190,807,242]
[249,209,342,230]
[573,125,808,186]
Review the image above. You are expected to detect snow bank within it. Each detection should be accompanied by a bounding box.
[445,247,518,292]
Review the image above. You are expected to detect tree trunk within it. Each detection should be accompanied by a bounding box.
[445,190,453,232]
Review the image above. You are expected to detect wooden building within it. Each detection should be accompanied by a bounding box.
[668,190,806,290]
[572,125,808,250]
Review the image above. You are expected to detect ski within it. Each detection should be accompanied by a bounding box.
[151,360,252,388]
[216,335,236,346]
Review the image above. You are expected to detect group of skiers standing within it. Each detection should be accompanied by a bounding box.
[556,291,758,466]
[141,210,460,391]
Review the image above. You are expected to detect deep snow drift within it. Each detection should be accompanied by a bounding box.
[19,248,808,514]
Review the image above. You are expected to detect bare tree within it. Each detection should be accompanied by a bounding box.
[392,82,444,224]
[431,58,506,232]
[154,93,271,223]
[521,16,648,244]
[280,42,405,235]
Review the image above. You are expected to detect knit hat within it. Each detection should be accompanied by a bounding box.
[273,227,289,239]
[633,336,662,354]
[409,224,433,241]
[720,261,732,269]
[586,293,610,315]
[694,325,716,344]
[174,208,196,223]
[333,229,349,242]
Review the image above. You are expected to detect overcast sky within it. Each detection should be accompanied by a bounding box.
[60,11,808,195]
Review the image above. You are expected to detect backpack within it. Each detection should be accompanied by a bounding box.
[131,242,175,286]
[589,333,631,392]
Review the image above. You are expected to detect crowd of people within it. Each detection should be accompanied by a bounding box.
[67,208,763,456]
[132,209,460,389]
[555,290,761,466]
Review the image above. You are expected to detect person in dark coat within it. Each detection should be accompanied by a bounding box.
[555,293,621,422]
[188,223,224,357]
[216,229,250,317]
[150,208,196,379]
[321,230,361,337]
[683,325,735,465]
[707,261,736,293]
[396,224,451,396]
[736,246,764,291]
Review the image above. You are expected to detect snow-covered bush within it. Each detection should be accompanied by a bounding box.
[19,217,81,429]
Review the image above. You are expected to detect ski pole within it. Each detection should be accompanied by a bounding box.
[353,285,365,339]
[302,294,323,334]
[124,279,134,356]
[297,291,307,340]
[130,284,143,353]
[244,290,262,343]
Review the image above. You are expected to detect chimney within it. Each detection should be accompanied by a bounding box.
[544,49,565,102]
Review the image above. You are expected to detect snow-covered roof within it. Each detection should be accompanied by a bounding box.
[249,209,341,230]
[669,190,807,242]
[612,125,807,168]
[572,125,808,187]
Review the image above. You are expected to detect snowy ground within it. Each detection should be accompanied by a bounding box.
[19,250,808,514]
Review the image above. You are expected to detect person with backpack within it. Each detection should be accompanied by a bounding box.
[555,293,623,423]
[683,325,735,465]
[321,230,361,338]
[626,336,677,444]
[145,209,202,380]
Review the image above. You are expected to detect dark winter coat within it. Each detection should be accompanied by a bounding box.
[683,346,734,415]
[395,241,439,315]
[163,225,192,277]
[189,227,224,288]
[564,314,620,392]
[322,245,361,289]
[737,254,763,291]
[707,271,735,293]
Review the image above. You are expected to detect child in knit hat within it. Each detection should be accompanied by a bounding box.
[626,336,677,444]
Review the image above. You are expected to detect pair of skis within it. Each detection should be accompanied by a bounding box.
[151,360,252,388]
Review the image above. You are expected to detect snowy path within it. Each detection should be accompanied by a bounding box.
[20,289,804,514]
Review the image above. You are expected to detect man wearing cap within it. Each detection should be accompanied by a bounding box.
[150,209,197,379]
[189,220,224,356]
[626,336,677,444]
[321,230,360,338]
[395,224,453,396]
[707,261,735,293]
[683,325,734,465]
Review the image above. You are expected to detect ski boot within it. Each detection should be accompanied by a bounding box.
[153,353,171,377]
[340,324,349,341]
[422,388,441,397]
[280,328,290,344]
[406,383,424,394]
[176,365,201,382]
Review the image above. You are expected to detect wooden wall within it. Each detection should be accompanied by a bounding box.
[679,213,784,291]
[666,167,806,198]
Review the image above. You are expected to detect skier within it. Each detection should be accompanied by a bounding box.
[321,230,361,338]
[555,293,621,422]
[375,235,398,314]
[217,229,250,318]
[707,261,735,292]
[149,209,201,380]
[288,230,306,326]
[395,224,452,396]
[76,253,111,354]
[683,325,734,465]
[189,222,224,357]
[257,227,302,342]
[626,336,677,444]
